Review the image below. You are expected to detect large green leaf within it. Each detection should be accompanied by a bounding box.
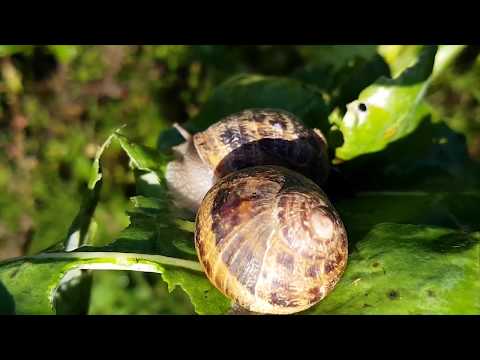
[332,46,438,161]
[0,130,232,315]
[313,113,480,314]
[0,250,203,315]
[294,54,391,114]
[0,199,230,315]
[336,191,480,245]
[191,74,330,131]
[157,73,330,152]
[305,223,480,314]
[113,132,232,314]
[316,121,480,314]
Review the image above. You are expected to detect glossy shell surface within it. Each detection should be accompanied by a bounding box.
[195,165,348,314]
[193,109,330,185]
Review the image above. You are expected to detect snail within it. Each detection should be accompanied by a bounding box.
[165,109,330,213]
[195,165,348,314]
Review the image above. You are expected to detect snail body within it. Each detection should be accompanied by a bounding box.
[165,109,329,212]
[195,165,348,314]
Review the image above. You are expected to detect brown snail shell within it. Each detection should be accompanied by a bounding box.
[195,165,348,315]
[165,109,330,213]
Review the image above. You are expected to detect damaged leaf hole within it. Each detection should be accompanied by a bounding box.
[358,102,368,112]
[387,290,399,300]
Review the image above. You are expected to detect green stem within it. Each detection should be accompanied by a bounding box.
[2,251,203,273]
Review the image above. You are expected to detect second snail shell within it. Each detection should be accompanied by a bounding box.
[165,108,329,213]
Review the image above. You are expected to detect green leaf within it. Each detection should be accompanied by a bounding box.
[88,132,116,189]
[0,131,231,315]
[336,191,480,245]
[432,45,466,80]
[329,54,391,111]
[106,195,231,314]
[115,132,169,174]
[305,223,480,314]
[88,271,195,315]
[379,45,466,80]
[0,245,231,315]
[107,133,231,314]
[44,134,111,314]
[161,267,231,315]
[64,134,112,251]
[378,45,424,78]
[331,116,480,240]
[0,251,203,315]
[294,54,391,112]
[87,128,168,190]
[334,117,480,193]
[174,73,329,133]
[298,45,379,71]
[333,45,438,161]
[104,196,197,259]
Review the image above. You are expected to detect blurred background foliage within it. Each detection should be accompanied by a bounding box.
[0,45,479,314]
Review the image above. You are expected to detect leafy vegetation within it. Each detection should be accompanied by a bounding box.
[0,45,479,314]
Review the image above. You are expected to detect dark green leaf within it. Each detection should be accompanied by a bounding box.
[298,46,379,71]
[330,54,391,111]
[336,191,480,245]
[180,73,329,133]
[294,54,391,112]
[334,117,480,193]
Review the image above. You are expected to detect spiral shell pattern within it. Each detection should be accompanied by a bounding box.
[193,109,330,186]
[195,166,348,314]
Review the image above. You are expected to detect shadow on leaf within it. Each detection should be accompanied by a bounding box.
[0,281,15,314]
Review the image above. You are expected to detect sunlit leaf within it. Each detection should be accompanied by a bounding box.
[378,45,466,79]
[334,117,480,193]
[306,223,480,314]
[333,46,438,160]
[0,250,203,315]
[0,131,231,315]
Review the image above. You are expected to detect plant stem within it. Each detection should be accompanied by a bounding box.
[2,251,203,273]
